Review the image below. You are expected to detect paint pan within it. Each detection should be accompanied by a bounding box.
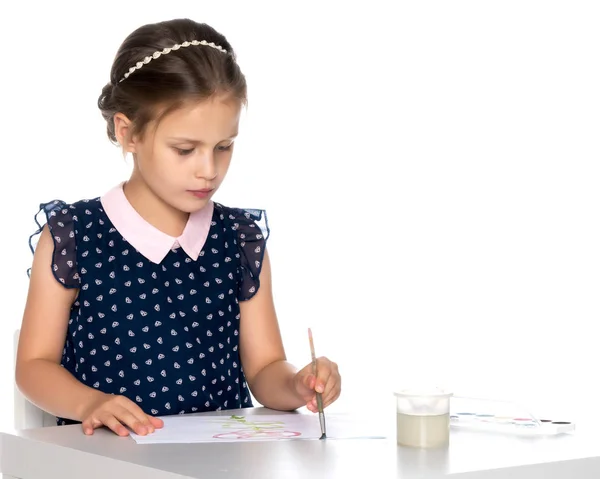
[449,396,575,437]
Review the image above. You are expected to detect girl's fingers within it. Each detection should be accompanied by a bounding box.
[306,400,318,413]
[82,416,105,435]
[112,396,162,435]
[324,385,341,408]
[80,394,163,437]
[81,419,94,435]
[98,411,129,437]
[314,358,334,393]
[310,363,341,410]
[322,372,341,407]
[113,405,151,435]
[307,386,339,412]
[149,415,164,429]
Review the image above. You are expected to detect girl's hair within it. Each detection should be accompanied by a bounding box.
[98,18,247,145]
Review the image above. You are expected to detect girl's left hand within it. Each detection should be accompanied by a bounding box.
[293,357,341,412]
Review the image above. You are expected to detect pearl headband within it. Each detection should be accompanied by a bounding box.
[119,39,228,83]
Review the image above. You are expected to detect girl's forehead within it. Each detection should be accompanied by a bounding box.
[155,96,242,137]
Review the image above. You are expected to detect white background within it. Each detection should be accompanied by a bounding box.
[0,0,599,433]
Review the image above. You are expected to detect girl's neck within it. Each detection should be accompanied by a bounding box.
[122,175,189,238]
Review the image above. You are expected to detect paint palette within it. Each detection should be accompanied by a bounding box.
[449,396,575,436]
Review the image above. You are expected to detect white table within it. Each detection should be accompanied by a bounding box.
[1,407,599,478]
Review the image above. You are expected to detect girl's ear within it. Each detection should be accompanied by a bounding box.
[114,113,136,154]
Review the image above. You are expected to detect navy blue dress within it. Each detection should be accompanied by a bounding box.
[28,196,269,425]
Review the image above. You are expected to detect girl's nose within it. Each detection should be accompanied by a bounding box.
[194,152,217,180]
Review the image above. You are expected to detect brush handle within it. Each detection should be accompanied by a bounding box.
[316,393,327,436]
[308,328,326,438]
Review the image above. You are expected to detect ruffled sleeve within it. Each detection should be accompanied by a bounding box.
[28,200,80,288]
[219,205,270,301]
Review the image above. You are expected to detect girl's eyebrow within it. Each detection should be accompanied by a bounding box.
[167,133,238,143]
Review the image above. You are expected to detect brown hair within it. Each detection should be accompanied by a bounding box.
[98,18,247,145]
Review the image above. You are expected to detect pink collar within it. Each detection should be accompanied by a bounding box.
[100,183,214,264]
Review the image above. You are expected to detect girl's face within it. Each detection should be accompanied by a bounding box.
[132,94,241,213]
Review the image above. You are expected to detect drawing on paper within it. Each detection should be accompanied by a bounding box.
[211,415,302,440]
[129,413,388,444]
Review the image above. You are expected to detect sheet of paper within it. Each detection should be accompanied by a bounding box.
[130,413,388,444]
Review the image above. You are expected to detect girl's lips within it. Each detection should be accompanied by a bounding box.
[188,189,213,198]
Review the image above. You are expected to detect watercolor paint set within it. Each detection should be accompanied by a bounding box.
[449,396,575,436]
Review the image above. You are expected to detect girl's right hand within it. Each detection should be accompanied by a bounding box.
[81,393,164,436]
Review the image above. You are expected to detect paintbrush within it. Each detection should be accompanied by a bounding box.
[308,327,327,439]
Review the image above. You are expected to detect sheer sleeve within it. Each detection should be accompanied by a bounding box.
[28,200,80,288]
[222,206,270,301]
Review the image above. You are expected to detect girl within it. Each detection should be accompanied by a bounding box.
[16,18,341,437]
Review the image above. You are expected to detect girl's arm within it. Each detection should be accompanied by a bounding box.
[239,249,341,412]
[238,249,304,410]
[16,225,106,421]
[17,226,163,436]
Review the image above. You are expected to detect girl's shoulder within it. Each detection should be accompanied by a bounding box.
[27,195,104,288]
[33,196,104,225]
[213,202,269,237]
[212,202,270,301]
[29,196,105,252]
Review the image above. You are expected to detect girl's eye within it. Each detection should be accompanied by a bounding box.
[217,143,233,152]
[175,148,194,156]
